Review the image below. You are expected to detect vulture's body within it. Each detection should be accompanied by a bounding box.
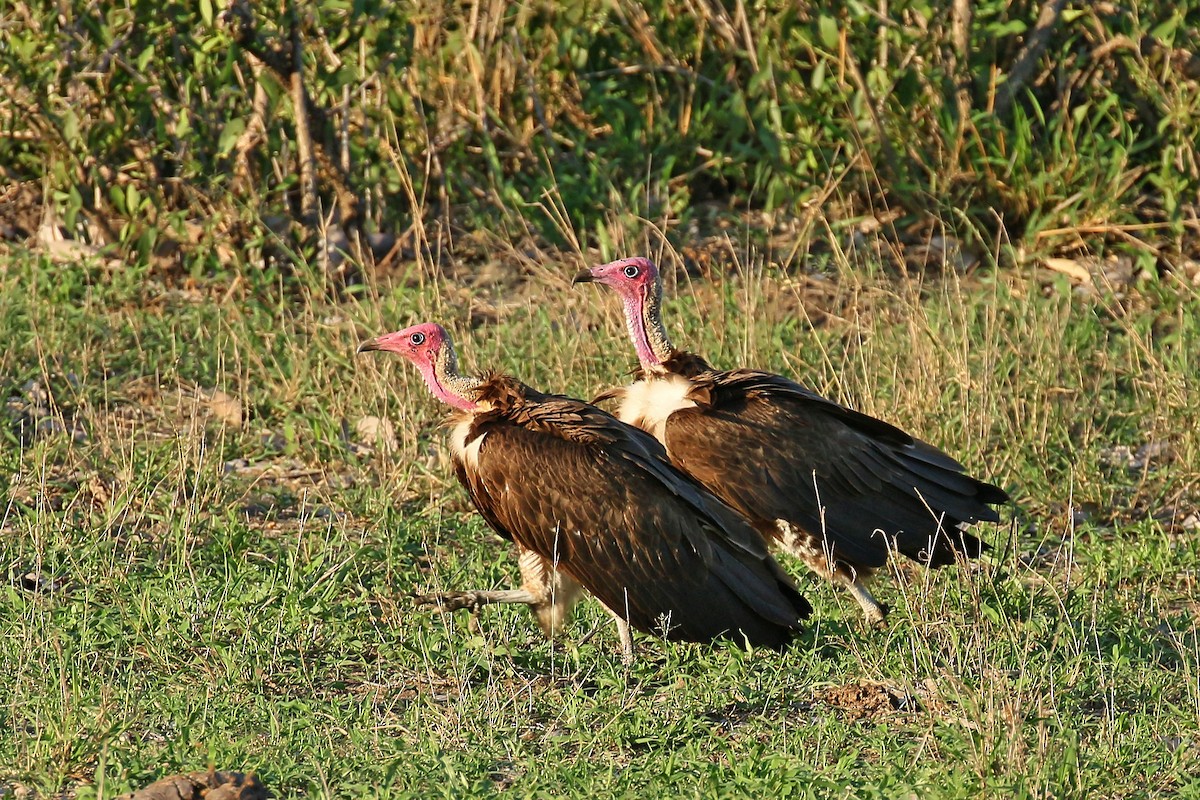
[359,323,811,657]
[579,258,1009,625]
[611,354,1006,567]
[447,373,809,648]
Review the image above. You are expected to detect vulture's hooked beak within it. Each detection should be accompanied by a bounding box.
[571,269,595,285]
[357,338,382,354]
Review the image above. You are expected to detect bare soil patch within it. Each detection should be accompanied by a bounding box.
[114,770,268,800]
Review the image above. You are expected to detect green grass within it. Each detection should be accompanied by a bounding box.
[2,242,1199,798]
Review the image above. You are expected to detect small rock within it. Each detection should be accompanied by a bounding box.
[4,395,26,418]
[34,416,89,443]
[1098,444,1134,468]
[21,379,51,411]
[1182,259,1200,286]
[324,473,354,490]
[1098,441,1172,472]
[1131,441,1171,469]
[1043,257,1092,284]
[356,415,398,453]
[930,235,979,273]
[260,431,288,452]
[12,569,69,595]
[308,506,342,521]
[114,769,269,800]
[1099,255,1138,289]
[203,389,243,428]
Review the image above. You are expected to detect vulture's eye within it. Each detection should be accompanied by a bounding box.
[623,264,640,278]
[410,332,426,345]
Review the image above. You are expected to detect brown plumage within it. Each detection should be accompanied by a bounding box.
[577,258,1010,626]
[359,322,811,659]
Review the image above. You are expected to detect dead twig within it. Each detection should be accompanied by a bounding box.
[995,0,1068,116]
[233,57,270,194]
[288,0,318,223]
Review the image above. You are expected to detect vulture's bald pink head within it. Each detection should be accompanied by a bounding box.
[574,257,671,369]
[573,256,659,301]
[358,322,478,411]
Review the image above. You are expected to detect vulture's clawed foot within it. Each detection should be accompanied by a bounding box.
[862,602,890,630]
[411,590,487,614]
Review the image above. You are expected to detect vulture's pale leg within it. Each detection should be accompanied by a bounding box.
[615,616,635,664]
[840,574,889,628]
[777,520,889,628]
[575,613,636,664]
[521,547,634,659]
[595,606,636,664]
[518,547,586,637]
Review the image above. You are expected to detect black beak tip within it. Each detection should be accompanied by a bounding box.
[571,269,595,286]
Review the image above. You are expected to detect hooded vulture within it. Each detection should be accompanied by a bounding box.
[358,322,811,660]
[575,257,1009,627]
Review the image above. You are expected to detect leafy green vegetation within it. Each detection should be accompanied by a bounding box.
[2,1,1197,273]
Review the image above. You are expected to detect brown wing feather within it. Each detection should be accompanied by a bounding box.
[455,389,810,648]
[664,367,1009,568]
